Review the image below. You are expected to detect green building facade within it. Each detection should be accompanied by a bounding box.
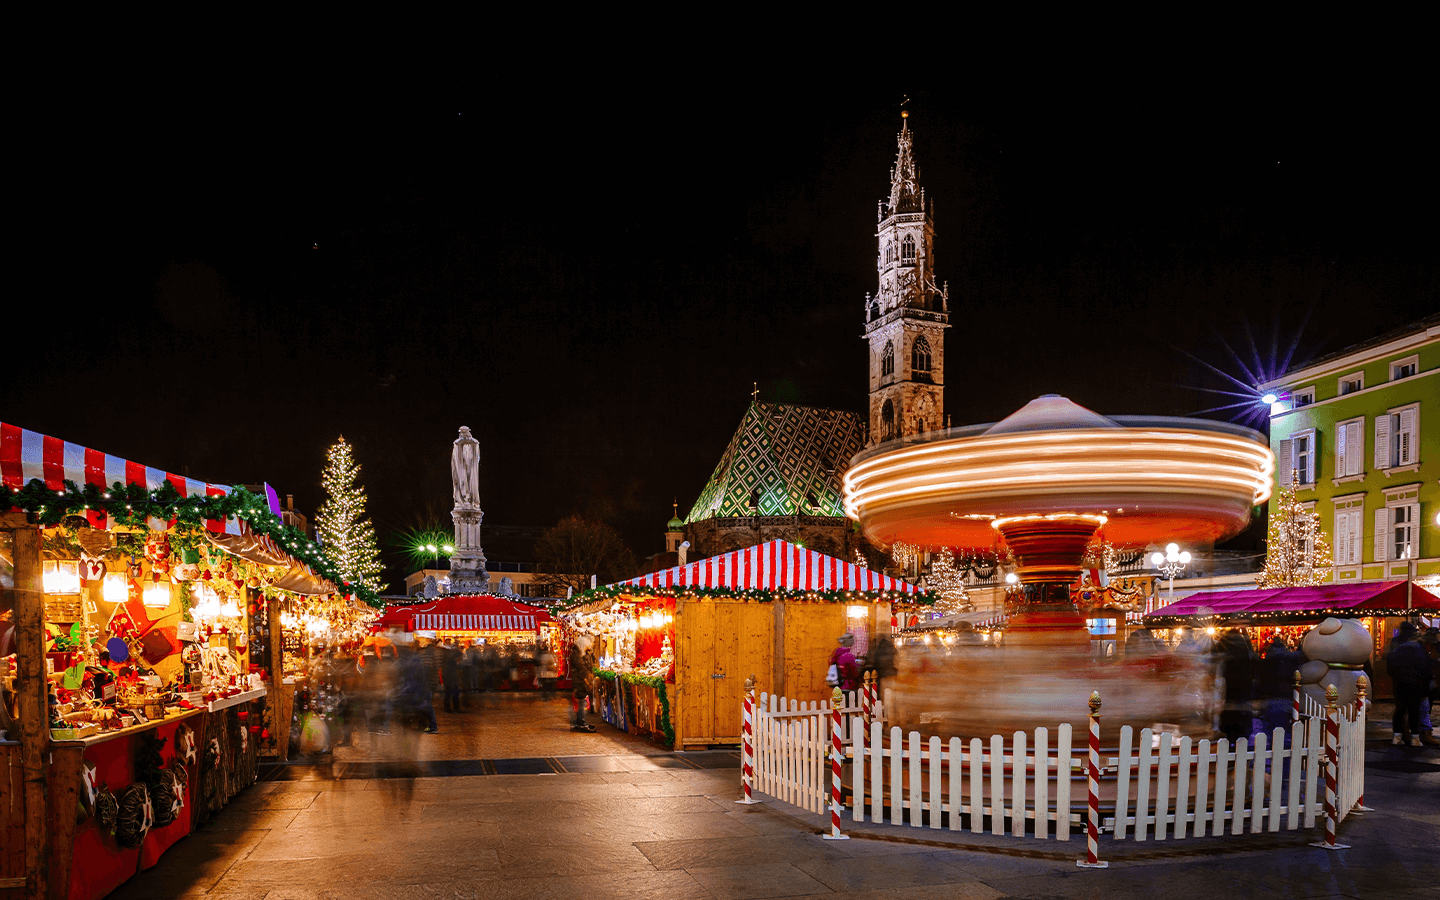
[1260,314,1439,584]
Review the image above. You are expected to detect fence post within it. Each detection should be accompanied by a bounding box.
[1310,685,1349,849]
[822,686,849,840]
[861,670,874,726]
[737,674,762,805]
[1291,670,1301,727]
[1077,690,1108,869]
[1353,674,1371,812]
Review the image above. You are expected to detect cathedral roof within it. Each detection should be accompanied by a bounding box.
[886,119,923,216]
[685,402,864,523]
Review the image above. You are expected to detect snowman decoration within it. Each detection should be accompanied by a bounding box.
[1298,617,1372,709]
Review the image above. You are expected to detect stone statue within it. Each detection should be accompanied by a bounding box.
[452,426,481,509]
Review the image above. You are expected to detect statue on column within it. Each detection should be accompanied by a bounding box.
[448,426,489,592]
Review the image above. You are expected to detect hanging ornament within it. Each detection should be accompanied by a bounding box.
[128,558,143,580]
[80,554,107,584]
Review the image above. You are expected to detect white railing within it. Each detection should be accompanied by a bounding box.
[745,688,1366,851]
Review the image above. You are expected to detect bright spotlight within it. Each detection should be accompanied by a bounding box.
[1261,393,1278,405]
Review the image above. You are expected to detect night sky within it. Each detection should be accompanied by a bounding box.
[12,86,1434,590]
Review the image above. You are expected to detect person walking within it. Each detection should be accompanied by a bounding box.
[440,639,463,714]
[481,641,504,710]
[568,641,594,732]
[1386,622,1431,747]
[537,646,558,701]
[828,633,862,693]
[463,640,482,707]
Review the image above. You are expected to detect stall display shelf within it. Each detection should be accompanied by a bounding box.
[66,708,205,747]
[208,688,266,712]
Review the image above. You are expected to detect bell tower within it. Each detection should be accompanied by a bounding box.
[865,111,949,446]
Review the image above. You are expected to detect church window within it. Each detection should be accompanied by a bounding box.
[901,235,916,262]
[881,400,896,441]
[912,335,932,377]
[881,341,895,378]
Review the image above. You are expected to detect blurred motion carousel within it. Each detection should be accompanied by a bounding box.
[844,395,1273,744]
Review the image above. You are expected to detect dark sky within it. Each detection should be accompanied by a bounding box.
[11,85,1435,590]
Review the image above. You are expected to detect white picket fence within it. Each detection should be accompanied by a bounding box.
[748,690,1367,846]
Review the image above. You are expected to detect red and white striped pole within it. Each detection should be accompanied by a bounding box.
[737,675,762,805]
[822,686,849,840]
[1292,669,1302,726]
[1077,690,1108,868]
[860,670,873,726]
[1311,684,1349,849]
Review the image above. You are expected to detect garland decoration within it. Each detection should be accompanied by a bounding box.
[0,479,381,608]
[557,583,935,614]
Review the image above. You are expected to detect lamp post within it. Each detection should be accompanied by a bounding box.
[1150,542,1191,606]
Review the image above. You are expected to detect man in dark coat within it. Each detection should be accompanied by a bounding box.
[1216,629,1256,743]
[1386,622,1431,747]
[568,641,594,732]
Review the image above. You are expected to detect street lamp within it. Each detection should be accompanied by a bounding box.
[1150,542,1191,606]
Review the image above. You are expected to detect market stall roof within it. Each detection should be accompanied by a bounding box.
[616,539,923,593]
[375,594,554,632]
[1,421,244,535]
[0,421,338,595]
[1144,581,1440,625]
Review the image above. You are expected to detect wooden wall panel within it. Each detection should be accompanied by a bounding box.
[784,604,848,702]
[677,600,713,745]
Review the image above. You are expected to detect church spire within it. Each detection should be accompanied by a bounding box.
[887,111,922,216]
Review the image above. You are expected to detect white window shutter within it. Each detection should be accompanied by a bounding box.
[1311,430,1320,483]
[1396,408,1417,465]
[1374,508,1390,562]
[1375,415,1391,470]
[1336,423,1348,476]
[1278,438,1293,484]
[1348,419,1364,475]
[1347,512,1360,566]
[1405,502,1421,558]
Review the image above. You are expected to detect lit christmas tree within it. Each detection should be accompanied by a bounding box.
[1258,471,1333,588]
[315,436,384,594]
[924,547,973,614]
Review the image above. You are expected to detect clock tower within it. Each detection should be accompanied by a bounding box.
[865,112,949,445]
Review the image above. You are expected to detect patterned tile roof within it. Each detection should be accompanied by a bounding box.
[686,403,864,523]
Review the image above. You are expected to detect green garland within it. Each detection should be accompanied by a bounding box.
[0,479,381,608]
[593,669,675,748]
[557,581,935,613]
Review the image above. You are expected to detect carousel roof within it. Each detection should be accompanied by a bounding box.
[686,402,862,523]
[617,539,922,594]
[1144,581,1440,624]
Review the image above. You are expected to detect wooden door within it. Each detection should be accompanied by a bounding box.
[784,603,847,701]
[678,601,773,746]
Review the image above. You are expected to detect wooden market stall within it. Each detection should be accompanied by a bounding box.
[0,422,363,900]
[373,594,555,689]
[1144,580,1440,698]
[561,539,928,749]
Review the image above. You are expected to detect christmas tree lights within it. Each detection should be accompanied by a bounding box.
[1258,471,1333,588]
[315,436,383,595]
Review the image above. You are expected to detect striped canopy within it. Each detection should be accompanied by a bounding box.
[618,539,921,594]
[1,421,242,535]
[376,595,554,633]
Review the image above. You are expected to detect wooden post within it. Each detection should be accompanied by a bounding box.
[1077,690,1108,869]
[11,521,51,899]
[266,592,287,759]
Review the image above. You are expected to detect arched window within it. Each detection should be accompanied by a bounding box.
[911,335,931,377]
[881,341,895,377]
[868,298,880,322]
[882,240,891,265]
[901,234,916,262]
[881,400,896,441]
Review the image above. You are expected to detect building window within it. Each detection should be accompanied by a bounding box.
[1391,355,1418,380]
[1375,494,1421,562]
[1338,372,1364,395]
[911,335,932,377]
[1280,429,1317,486]
[1333,508,1361,566]
[1292,387,1315,408]
[881,400,896,441]
[1335,417,1364,477]
[901,234,916,262]
[1376,403,1419,469]
[881,341,895,378]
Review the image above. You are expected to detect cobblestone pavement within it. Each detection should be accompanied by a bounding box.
[108,695,1439,900]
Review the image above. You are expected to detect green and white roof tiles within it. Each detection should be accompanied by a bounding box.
[686,402,864,523]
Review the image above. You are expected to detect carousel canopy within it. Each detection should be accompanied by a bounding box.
[617,539,922,594]
[1145,581,1440,625]
[375,594,554,632]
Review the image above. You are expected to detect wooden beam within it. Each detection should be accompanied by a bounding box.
[0,510,31,531]
[13,525,50,900]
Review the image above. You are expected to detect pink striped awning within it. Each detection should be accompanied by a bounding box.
[618,539,922,594]
[0,421,244,535]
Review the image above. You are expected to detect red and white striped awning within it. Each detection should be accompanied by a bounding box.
[0,422,243,535]
[412,612,540,632]
[618,539,922,594]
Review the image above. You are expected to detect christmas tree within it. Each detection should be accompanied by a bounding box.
[1258,471,1333,588]
[315,436,384,594]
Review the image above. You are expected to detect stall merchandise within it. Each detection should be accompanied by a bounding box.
[0,422,374,900]
[560,539,930,749]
